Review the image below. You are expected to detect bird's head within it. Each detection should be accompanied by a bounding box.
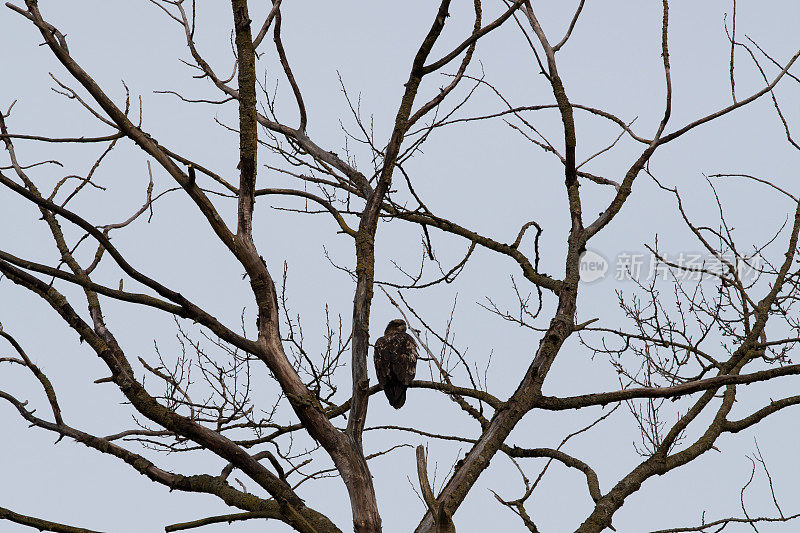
[385,319,407,334]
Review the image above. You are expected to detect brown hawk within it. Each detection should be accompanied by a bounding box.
[374,319,418,409]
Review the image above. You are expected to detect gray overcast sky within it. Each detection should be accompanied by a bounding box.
[1,1,799,532]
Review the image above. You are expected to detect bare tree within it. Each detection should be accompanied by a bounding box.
[1,1,799,532]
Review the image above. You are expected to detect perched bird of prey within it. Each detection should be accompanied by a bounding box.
[374,319,418,409]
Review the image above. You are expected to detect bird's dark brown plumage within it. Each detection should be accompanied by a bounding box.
[374,319,418,409]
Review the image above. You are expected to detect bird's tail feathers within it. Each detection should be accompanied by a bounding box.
[384,381,407,409]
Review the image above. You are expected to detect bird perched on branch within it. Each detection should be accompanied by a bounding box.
[374,319,418,409]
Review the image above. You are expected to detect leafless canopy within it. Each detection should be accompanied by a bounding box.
[1,1,799,532]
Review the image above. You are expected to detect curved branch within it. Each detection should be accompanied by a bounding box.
[0,132,123,143]
[0,505,101,533]
[9,1,238,254]
[165,511,282,532]
[255,187,356,236]
[505,446,601,502]
[585,46,800,240]
[539,363,800,410]
[723,393,800,433]
[422,0,526,75]
[0,388,338,532]
[552,0,586,52]
[0,262,329,533]
[273,8,307,132]
[0,170,259,355]
[0,329,63,425]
